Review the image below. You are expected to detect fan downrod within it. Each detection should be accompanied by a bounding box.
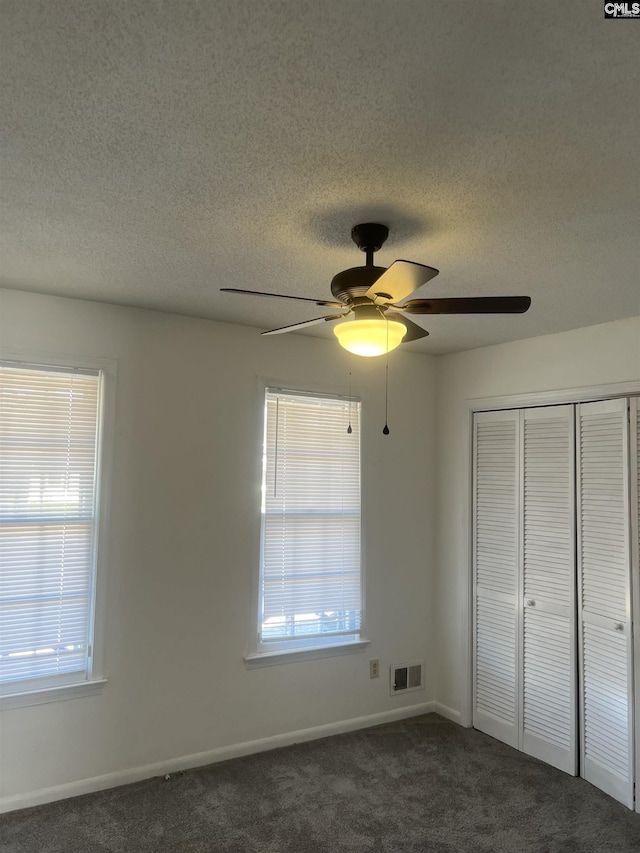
[351,223,389,266]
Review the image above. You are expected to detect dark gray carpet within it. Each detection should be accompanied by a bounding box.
[2,714,639,852]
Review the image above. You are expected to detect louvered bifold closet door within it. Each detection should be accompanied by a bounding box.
[577,399,634,808]
[521,406,577,774]
[630,398,640,814]
[473,410,520,748]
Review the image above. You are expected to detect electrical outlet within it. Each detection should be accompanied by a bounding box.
[370,659,380,678]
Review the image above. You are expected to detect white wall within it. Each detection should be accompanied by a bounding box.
[2,288,638,808]
[433,316,640,721]
[0,288,437,807]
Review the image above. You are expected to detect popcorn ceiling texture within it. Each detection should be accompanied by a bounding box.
[1,0,638,354]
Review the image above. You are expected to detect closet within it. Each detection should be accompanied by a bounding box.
[473,397,638,809]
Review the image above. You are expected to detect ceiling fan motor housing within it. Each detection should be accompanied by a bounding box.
[330,266,387,303]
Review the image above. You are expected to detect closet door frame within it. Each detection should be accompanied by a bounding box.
[462,382,640,803]
[630,398,640,814]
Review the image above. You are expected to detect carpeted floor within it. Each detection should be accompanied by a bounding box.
[1,714,639,852]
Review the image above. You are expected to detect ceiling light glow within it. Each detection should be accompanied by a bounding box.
[333,316,406,357]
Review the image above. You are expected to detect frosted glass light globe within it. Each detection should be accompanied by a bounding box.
[333,317,406,357]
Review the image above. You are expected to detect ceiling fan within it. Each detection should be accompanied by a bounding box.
[221,223,531,356]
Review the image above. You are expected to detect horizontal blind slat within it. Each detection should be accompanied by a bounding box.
[260,390,361,643]
[0,364,100,687]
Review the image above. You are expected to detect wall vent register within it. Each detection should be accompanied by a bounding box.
[391,662,424,695]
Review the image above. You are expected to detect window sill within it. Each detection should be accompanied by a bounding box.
[245,639,369,668]
[0,678,107,710]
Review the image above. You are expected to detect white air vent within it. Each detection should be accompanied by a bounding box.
[390,661,424,695]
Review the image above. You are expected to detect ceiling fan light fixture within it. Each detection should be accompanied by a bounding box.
[333,315,406,357]
[223,221,531,348]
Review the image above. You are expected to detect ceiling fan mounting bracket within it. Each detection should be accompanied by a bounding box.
[351,223,389,265]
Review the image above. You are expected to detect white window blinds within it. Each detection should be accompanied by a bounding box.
[0,364,101,692]
[260,389,361,646]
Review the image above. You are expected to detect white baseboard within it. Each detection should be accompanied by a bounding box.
[0,701,435,814]
[432,702,463,725]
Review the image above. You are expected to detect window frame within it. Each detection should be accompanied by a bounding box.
[0,349,116,709]
[246,378,368,667]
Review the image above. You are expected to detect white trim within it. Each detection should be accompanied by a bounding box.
[89,362,116,685]
[0,350,116,694]
[467,380,640,414]
[461,379,640,734]
[630,397,640,814]
[516,410,524,751]
[433,702,463,725]
[0,701,434,814]
[248,376,366,659]
[247,376,268,659]
[0,347,117,376]
[358,390,369,664]
[244,639,370,668]
[469,407,477,733]
[462,403,475,728]
[0,678,107,711]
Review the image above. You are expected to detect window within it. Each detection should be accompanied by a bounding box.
[254,388,363,657]
[0,362,103,698]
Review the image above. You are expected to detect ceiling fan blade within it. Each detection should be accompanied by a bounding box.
[395,316,430,342]
[365,260,439,304]
[400,296,532,314]
[261,313,347,336]
[221,287,343,308]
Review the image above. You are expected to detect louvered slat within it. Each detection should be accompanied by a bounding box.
[577,398,633,808]
[523,610,572,752]
[582,623,630,784]
[579,411,627,615]
[476,596,517,722]
[473,411,519,748]
[521,406,576,774]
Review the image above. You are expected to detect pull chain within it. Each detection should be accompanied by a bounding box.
[347,371,353,434]
[383,318,390,435]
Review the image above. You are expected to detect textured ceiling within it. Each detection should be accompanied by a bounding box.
[1,0,638,355]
